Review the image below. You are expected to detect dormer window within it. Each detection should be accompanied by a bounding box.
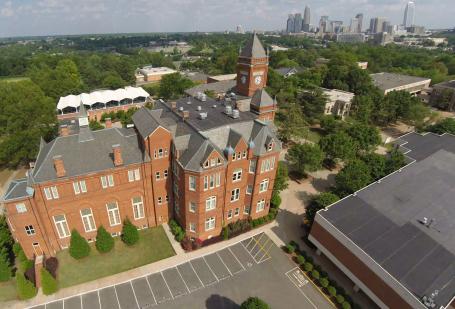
[267,142,273,151]
[232,153,236,161]
[210,158,216,167]
[204,160,209,168]
[242,150,247,158]
[217,158,222,165]
[236,152,241,160]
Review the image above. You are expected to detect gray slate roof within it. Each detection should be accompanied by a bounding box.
[185,80,236,97]
[250,89,275,108]
[240,33,267,59]
[370,72,431,91]
[2,178,34,202]
[31,127,149,183]
[319,132,455,308]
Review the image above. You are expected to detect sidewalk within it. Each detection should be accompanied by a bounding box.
[162,223,185,255]
[12,221,278,309]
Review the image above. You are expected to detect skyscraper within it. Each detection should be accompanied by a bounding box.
[403,1,415,27]
[350,18,359,33]
[303,6,311,31]
[355,13,363,33]
[369,17,387,33]
[286,14,295,33]
[294,13,303,33]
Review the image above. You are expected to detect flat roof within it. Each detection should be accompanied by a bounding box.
[370,72,431,91]
[433,80,455,90]
[319,132,455,308]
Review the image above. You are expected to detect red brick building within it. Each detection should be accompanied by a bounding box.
[2,33,281,259]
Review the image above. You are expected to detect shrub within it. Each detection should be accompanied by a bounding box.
[181,237,193,251]
[240,296,270,309]
[12,243,22,256]
[0,254,12,281]
[270,192,282,208]
[311,270,320,280]
[69,229,90,259]
[44,257,59,279]
[304,262,313,272]
[16,273,37,300]
[24,265,36,285]
[96,226,115,253]
[41,268,58,295]
[169,219,186,242]
[296,255,306,265]
[336,294,345,304]
[223,227,229,240]
[328,286,337,297]
[285,244,295,254]
[319,277,329,288]
[121,219,139,246]
[342,301,352,309]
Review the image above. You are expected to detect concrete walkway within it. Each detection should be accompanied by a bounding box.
[12,222,278,309]
[162,223,185,255]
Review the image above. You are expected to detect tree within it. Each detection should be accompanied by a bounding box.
[41,268,58,295]
[0,254,12,281]
[346,67,373,95]
[426,118,455,135]
[319,132,357,162]
[69,230,90,259]
[96,226,115,253]
[320,115,344,134]
[52,59,83,98]
[361,153,387,180]
[273,162,289,192]
[0,80,57,167]
[89,120,104,131]
[385,148,406,174]
[335,160,372,197]
[102,72,126,89]
[16,273,37,300]
[0,216,14,258]
[306,192,340,225]
[159,73,194,99]
[121,218,139,246]
[351,95,374,124]
[298,88,328,121]
[241,297,270,309]
[277,102,308,143]
[347,123,382,152]
[286,143,324,176]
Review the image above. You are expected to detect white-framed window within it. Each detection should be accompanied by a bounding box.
[132,196,144,220]
[44,186,59,200]
[80,208,96,232]
[16,203,27,213]
[205,217,215,231]
[232,153,236,161]
[25,225,35,236]
[204,160,209,168]
[203,175,208,191]
[227,209,233,219]
[164,169,168,178]
[189,222,196,232]
[107,202,121,226]
[242,150,247,158]
[216,173,221,187]
[189,175,196,191]
[209,174,215,189]
[101,175,114,188]
[128,169,141,182]
[156,172,160,180]
[256,200,266,213]
[158,197,162,205]
[232,169,242,182]
[261,157,275,173]
[244,206,251,215]
[246,185,253,195]
[210,158,216,167]
[73,180,87,195]
[249,160,256,174]
[237,152,241,160]
[165,195,169,202]
[217,157,222,165]
[235,207,240,216]
[259,179,269,193]
[53,215,70,238]
[205,196,216,211]
[158,148,164,158]
[189,202,196,213]
[268,142,273,151]
[231,188,240,202]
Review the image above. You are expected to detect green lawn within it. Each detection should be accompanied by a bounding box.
[57,226,175,288]
[0,279,17,302]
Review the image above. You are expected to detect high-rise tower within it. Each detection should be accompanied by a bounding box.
[303,6,311,32]
[403,1,415,28]
[286,14,295,33]
[355,13,363,33]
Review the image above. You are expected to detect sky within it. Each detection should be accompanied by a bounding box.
[0,0,453,38]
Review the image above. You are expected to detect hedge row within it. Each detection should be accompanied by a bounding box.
[169,219,185,242]
[286,241,360,309]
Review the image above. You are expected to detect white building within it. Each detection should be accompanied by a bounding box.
[403,1,415,28]
[322,88,355,119]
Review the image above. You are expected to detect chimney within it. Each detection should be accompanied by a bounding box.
[53,155,66,177]
[170,101,177,110]
[112,144,123,166]
[60,125,69,137]
[105,118,112,129]
[182,110,190,119]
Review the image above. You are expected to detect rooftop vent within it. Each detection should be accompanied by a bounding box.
[231,109,240,119]
[199,112,208,120]
[179,106,184,112]
[197,106,202,111]
[224,105,233,115]
[212,105,217,108]
[187,100,192,105]
[126,124,135,128]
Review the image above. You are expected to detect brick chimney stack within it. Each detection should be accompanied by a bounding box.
[60,125,69,137]
[182,110,190,119]
[170,101,177,110]
[105,118,112,129]
[53,155,66,177]
[112,144,123,166]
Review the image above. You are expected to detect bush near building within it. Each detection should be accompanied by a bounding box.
[96,226,115,253]
[13,243,33,273]
[44,257,59,279]
[240,297,270,309]
[16,273,37,300]
[69,230,91,259]
[41,268,58,295]
[0,254,12,281]
[169,219,185,242]
[121,219,139,246]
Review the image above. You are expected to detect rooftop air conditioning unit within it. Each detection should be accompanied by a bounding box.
[197,106,202,111]
[201,94,207,102]
[179,106,184,111]
[224,105,232,115]
[231,109,240,119]
[199,112,208,119]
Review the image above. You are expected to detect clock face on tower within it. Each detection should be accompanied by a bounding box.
[240,75,247,84]
[254,75,262,85]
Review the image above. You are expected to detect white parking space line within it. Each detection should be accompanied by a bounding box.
[130,281,140,308]
[176,266,191,294]
[245,237,254,248]
[97,291,101,309]
[241,241,258,264]
[160,271,175,299]
[113,286,122,309]
[145,275,158,306]
[285,268,317,309]
[228,247,246,271]
[216,252,233,276]
[189,261,205,288]
[203,256,220,282]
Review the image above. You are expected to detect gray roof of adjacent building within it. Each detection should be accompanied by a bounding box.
[370,72,431,91]
[2,178,34,202]
[184,80,237,97]
[250,89,275,108]
[316,132,455,308]
[240,33,267,59]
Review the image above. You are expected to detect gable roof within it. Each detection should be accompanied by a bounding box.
[250,89,275,108]
[240,33,267,59]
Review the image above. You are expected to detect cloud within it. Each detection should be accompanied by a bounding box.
[0,1,14,17]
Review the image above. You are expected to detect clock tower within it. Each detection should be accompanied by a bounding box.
[236,33,269,97]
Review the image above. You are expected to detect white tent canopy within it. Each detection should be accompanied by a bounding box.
[57,86,149,111]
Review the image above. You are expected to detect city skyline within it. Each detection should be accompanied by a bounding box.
[0,0,454,38]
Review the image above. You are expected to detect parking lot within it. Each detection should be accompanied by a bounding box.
[30,233,332,309]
